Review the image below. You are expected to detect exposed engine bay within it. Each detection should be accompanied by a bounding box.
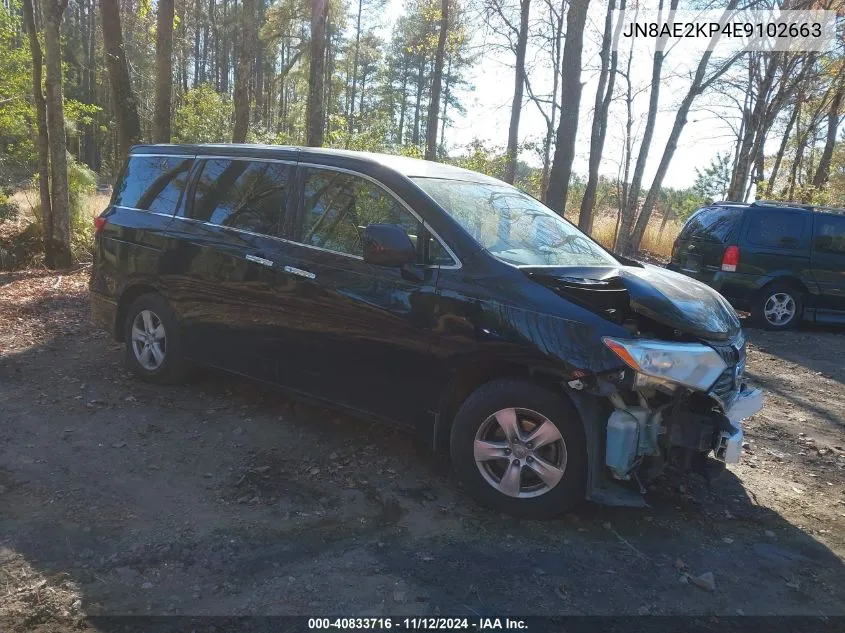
[522,262,764,491]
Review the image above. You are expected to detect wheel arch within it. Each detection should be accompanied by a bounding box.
[432,355,608,495]
[758,275,810,298]
[114,283,160,342]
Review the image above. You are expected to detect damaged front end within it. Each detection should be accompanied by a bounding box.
[523,263,764,496]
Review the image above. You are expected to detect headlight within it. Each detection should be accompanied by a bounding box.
[603,337,727,391]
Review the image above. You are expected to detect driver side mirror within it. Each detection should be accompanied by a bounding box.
[363,224,417,267]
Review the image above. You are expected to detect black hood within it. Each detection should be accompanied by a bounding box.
[522,263,741,341]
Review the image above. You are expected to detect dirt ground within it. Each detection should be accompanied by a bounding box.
[2,267,845,627]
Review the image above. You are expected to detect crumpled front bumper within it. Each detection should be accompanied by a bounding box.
[715,386,764,464]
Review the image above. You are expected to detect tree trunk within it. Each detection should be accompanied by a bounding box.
[766,99,800,197]
[578,0,619,234]
[727,54,779,200]
[100,0,141,164]
[153,0,175,143]
[425,0,448,161]
[627,2,741,255]
[42,0,72,268]
[306,0,328,146]
[412,59,424,146]
[232,0,255,142]
[616,0,678,253]
[812,79,845,189]
[545,0,589,214]
[348,0,363,135]
[23,0,54,266]
[504,0,530,183]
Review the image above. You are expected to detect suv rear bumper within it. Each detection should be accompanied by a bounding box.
[91,291,118,339]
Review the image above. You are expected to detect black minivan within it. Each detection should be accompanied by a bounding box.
[91,145,762,517]
[669,201,845,330]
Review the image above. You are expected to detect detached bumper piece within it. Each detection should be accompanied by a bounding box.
[715,386,764,464]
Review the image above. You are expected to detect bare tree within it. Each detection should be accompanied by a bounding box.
[425,0,449,161]
[486,0,531,183]
[545,0,589,214]
[626,0,743,255]
[307,0,329,147]
[100,0,141,163]
[578,0,622,234]
[813,72,845,188]
[233,0,256,142]
[615,0,678,254]
[22,0,54,265]
[153,0,176,143]
[42,0,72,267]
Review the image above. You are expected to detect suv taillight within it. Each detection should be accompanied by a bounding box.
[671,240,678,261]
[94,216,107,235]
[721,245,740,272]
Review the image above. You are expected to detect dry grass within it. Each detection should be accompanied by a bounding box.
[565,209,682,259]
[10,189,110,224]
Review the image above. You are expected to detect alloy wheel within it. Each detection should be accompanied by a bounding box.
[763,292,796,326]
[131,309,167,370]
[473,407,567,498]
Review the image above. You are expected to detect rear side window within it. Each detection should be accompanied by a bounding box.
[113,155,193,214]
[745,210,805,249]
[678,207,740,243]
[187,159,291,237]
[814,214,845,254]
[298,167,422,259]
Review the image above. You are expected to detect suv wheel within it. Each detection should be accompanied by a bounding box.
[450,379,586,519]
[123,293,188,383]
[755,284,803,331]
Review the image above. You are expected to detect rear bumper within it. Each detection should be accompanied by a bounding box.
[91,291,118,339]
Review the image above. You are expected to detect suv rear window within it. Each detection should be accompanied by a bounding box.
[679,207,740,243]
[745,209,805,248]
[113,155,194,214]
[814,214,845,254]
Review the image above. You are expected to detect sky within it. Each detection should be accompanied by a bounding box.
[379,0,762,190]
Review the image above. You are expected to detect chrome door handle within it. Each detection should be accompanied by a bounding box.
[246,254,274,267]
[283,265,316,280]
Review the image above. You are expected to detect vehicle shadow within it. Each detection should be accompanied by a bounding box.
[744,323,844,386]
[1,328,845,623]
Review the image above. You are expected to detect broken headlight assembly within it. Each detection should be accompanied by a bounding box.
[602,337,727,392]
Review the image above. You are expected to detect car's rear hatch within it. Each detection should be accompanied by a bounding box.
[671,205,744,274]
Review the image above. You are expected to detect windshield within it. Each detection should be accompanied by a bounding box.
[413,177,617,267]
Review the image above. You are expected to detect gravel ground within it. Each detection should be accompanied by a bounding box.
[1,268,845,629]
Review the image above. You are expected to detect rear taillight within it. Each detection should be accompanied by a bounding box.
[94,216,107,235]
[671,240,678,261]
[721,245,740,272]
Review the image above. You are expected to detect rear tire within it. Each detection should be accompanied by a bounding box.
[449,379,587,519]
[123,293,189,383]
[753,283,803,331]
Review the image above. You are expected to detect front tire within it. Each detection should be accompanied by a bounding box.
[123,293,188,383]
[449,379,586,519]
[754,283,803,331]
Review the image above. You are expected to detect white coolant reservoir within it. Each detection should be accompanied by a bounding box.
[605,407,654,480]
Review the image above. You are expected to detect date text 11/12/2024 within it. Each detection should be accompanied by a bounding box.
[308,618,528,630]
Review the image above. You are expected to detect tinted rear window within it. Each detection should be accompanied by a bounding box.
[113,155,194,214]
[814,214,845,254]
[678,207,740,243]
[745,210,805,248]
[187,159,292,237]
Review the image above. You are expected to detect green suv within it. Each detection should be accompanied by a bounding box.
[668,201,845,330]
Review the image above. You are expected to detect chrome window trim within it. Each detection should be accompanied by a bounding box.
[127,153,195,160]
[297,161,462,270]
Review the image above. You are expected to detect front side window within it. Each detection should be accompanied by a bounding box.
[299,168,422,258]
[412,177,616,267]
[113,155,193,214]
[188,159,291,236]
[679,207,740,243]
[814,214,845,254]
[745,210,805,248]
